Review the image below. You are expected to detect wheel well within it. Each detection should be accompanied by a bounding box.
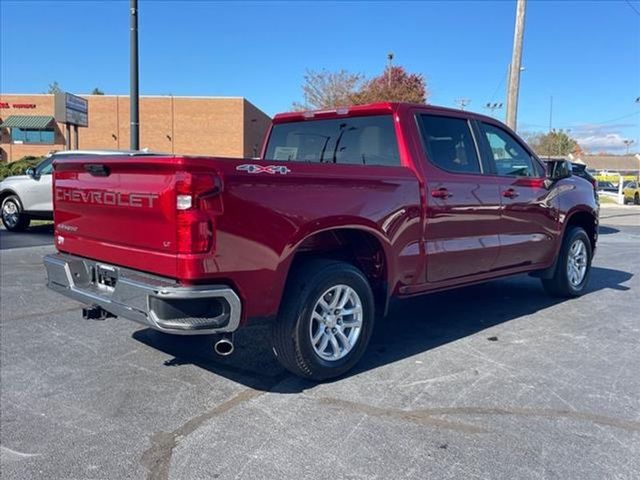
[290,229,388,315]
[565,210,597,251]
[0,190,17,204]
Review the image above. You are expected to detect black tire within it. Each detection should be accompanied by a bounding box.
[634,193,639,205]
[272,259,375,381]
[1,195,30,232]
[542,227,592,298]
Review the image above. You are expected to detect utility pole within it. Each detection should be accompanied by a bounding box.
[548,95,553,133]
[387,52,394,88]
[505,0,526,131]
[130,0,139,150]
[455,98,471,110]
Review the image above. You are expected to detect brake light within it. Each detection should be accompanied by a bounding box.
[174,172,222,254]
[514,178,546,188]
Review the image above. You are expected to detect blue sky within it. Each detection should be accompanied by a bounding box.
[1,0,639,153]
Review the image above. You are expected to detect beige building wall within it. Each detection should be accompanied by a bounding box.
[0,94,270,162]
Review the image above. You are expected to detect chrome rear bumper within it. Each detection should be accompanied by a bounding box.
[44,253,241,335]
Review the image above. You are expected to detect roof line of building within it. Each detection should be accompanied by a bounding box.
[0,93,246,99]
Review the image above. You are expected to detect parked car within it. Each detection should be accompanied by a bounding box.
[596,180,617,193]
[623,180,640,204]
[44,103,599,380]
[0,154,54,231]
[0,150,158,231]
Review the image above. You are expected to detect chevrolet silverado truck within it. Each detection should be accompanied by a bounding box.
[44,103,598,380]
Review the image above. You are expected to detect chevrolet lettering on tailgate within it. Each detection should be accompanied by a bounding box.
[55,188,159,208]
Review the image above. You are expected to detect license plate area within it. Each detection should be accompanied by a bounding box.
[95,264,118,291]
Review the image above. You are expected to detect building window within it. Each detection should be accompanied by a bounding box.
[11,127,55,144]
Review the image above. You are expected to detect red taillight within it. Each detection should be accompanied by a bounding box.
[514,178,546,188]
[175,171,222,254]
[176,210,212,253]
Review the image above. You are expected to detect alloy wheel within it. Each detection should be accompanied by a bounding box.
[309,284,363,361]
[567,238,588,287]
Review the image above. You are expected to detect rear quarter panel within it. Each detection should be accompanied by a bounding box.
[200,159,423,320]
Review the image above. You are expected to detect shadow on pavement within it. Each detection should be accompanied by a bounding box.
[132,265,633,393]
[598,226,619,235]
[0,223,54,250]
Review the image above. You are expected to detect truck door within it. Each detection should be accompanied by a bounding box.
[475,121,557,269]
[416,113,502,283]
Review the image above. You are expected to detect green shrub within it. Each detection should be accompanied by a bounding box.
[0,156,43,181]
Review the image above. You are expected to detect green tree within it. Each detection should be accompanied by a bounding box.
[91,87,105,95]
[293,69,363,110]
[47,81,63,94]
[527,130,579,157]
[350,66,428,105]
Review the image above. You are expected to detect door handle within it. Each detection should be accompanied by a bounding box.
[431,188,452,199]
[502,188,519,199]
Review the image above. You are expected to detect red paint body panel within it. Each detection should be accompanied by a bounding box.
[52,102,598,325]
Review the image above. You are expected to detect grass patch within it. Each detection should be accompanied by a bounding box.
[598,195,620,205]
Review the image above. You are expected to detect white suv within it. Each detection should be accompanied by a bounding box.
[0,150,155,231]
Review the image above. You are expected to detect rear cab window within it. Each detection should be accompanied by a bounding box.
[265,115,401,166]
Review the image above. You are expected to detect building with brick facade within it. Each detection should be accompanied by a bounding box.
[0,94,271,162]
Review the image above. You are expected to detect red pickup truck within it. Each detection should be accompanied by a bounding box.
[44,102,598,380]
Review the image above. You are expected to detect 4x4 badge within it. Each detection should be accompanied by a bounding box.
[236,164,291,175]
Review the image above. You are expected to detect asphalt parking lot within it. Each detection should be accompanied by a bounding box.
[1,207,639,480]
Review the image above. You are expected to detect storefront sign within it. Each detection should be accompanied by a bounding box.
[0,102,36,109]
[54,92,88,127]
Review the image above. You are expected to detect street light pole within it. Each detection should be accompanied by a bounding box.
[130,0,139,150]
[505,0,526,131]
[484,102,503,117]
[623,139,635,155]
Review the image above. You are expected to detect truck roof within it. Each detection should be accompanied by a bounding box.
[273,102,498,124]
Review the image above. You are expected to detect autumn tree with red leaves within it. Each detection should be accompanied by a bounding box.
[293,65,428,110]
[351,66,428,105]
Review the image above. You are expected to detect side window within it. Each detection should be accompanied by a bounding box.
[36,157,54,175]
[480,123,540,177]
[417,114,481,174]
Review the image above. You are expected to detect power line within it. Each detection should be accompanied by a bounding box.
[487,66,510,104]
[523,111,640,130]
[625,0,640,16]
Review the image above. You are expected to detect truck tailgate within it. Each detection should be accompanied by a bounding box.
[53,155,218,279]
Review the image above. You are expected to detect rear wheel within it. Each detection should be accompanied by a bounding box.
[634,192,639,205]
[542,227,592,298]
[272,260,375,381]
[1,195,30,232]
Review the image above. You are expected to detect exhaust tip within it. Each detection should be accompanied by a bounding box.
[214,338,234,356]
